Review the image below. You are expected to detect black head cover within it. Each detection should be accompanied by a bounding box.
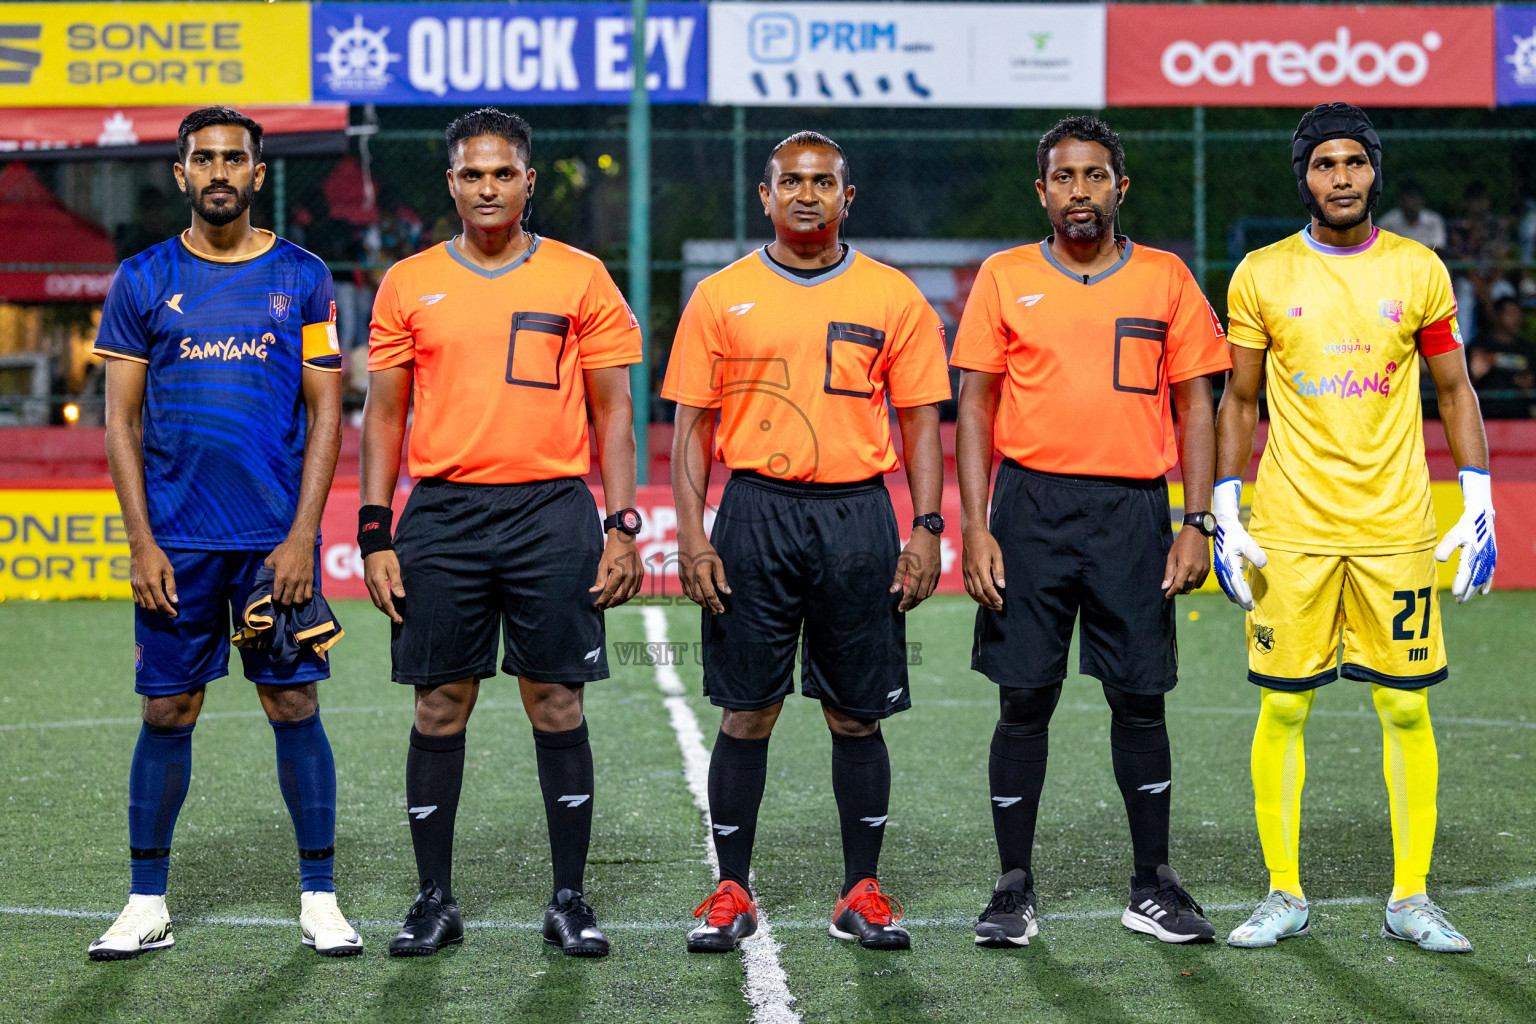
[1291,102,1382,220]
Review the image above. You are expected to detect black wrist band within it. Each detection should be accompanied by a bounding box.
[357,504,394,557]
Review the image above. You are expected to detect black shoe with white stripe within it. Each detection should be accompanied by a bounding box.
[1121,865,1215,944]
[975,868,1039,948]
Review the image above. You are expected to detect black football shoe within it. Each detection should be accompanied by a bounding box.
[829,879,910,950]
[388,884,464,957]
[686,880,757,953]
[1121,865,1215,944]
[543,889,610,957]
[974,868,1039,948]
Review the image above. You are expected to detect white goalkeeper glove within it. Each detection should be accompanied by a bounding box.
[1434,468,1497,604]
[1212,477,1267,611]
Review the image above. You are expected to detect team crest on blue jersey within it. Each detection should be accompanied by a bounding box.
[1253,624,1275,654]
[269,292,293,322]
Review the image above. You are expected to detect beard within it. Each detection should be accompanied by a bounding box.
[185,180,254,227]
[1051,199,1116,242]
[1317,195,1370,230]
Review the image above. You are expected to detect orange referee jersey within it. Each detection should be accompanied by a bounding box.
[950,238,1230,479]
[369,236,641,484]
[662,247,951,483]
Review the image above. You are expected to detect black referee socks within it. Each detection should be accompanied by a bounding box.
[1104,686,1173,890]
[406,726,466,900]
[708,732,771,892]
[831,729,891,898]
[533,721,595,898]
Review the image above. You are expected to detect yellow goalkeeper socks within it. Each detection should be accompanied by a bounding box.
[1372,684,1437,901]
[1251,687,1316,899]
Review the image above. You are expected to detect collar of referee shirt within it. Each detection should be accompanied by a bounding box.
[1039,234,1134,286]
[757,243,859,287]
[447,233,541,278]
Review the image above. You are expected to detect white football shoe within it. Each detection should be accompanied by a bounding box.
[88,894,174,961]
[301,890,363,956]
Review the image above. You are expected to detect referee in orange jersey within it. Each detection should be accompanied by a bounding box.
[664,132,951,954]
[952,117,1230,949]
[358,109,642,958]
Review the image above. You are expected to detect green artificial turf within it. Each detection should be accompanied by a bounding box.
[1,593,1533,1023]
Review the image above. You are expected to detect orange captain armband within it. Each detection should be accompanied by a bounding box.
[1417,316,1463,358]
[302,320,342,369]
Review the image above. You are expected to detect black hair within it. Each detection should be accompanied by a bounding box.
[177,106,263,163]
[762,131,852,188]
[445,107,532,165]
[1036,115,1125,183]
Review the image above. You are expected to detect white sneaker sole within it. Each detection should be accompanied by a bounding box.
[1227,924,1309,949]
[303,933,364,957]
[1121,909,1210,944]
[975,919,1039,947]
[88,934,174,960]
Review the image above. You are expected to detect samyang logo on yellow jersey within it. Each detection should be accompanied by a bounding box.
[1292,359,1400,399]
[178,332,276,363]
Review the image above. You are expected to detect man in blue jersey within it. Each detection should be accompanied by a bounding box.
[87,107,359,960]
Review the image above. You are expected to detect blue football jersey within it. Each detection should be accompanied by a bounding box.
[93,230,340,550]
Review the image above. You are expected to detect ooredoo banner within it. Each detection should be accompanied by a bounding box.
[1106,4,1495,107]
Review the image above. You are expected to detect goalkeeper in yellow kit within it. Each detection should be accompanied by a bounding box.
[1215,104,1496,953]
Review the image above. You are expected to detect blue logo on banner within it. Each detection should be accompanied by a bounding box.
[1498,6,1536,106]
[312,2,707,105]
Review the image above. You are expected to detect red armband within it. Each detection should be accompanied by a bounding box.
[1417,316,1463,357]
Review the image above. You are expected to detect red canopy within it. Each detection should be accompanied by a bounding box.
[0,163,116,302]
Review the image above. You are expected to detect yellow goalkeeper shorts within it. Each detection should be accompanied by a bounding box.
[1246,547,1447,691]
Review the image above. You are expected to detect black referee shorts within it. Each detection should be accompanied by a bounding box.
[702,471,910,720]
[391,476,608,687]
[972,460,1178,696]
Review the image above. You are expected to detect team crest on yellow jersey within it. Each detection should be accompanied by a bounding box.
[1378,299,1404,325]
[1253,624,1276,654]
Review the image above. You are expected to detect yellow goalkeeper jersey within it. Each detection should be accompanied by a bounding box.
[1227,227,1463,556]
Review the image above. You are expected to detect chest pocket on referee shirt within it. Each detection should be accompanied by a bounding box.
[506,312,572,390]
[1112,317,1168,396]
[824,321,886,398]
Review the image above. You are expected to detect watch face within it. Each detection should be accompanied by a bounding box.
[619,508,643,534]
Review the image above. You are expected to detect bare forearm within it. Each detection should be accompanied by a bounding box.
[289,398,341,544]
[1173,377,1216,512]
[671,407,714,542]
[897,404,942,516]
[105,417,154,545]
[1215,394,1258,481]
[955,375,999,531]
[360,379,408,509]
[592,403,637,515]
[1439,383,1489,472]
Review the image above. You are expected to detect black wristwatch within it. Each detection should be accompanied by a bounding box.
[912,513,945,536]
[1183,511,1217,537]
[603,508,643,537]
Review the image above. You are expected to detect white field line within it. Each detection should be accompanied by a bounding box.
[13,875,1536,933]
[11,700,1534,734]
[642,607,800,1024]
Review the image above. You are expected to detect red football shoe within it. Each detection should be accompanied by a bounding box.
[686,880,757,953]
[829,878,910,950]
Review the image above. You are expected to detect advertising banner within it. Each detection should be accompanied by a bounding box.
[310,2,706,105]
[0,2,311,107]
[11,480,1529,601]
[1498,5,1536,105]
[1106,4,1495,107]
[708,2,1105,108]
